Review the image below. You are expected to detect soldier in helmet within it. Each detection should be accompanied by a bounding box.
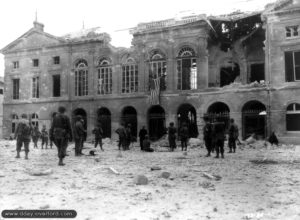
[203,116,213,157]
[212,118,226,159]
[168,122,177,151]
[50,106,72,166]
[73,115,86,156]
[14,114,32,159]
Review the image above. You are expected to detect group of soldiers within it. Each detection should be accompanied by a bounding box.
[14,106,240,166]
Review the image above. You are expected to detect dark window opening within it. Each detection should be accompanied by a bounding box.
[121,106,137,139]
[220,63,240,87]
[177,104,198,138]
[53,56,60,65]
[286,103,300,131]
[177,58,197,90]
[13,61,19,69]
[148,105,166,141]
[12,78,19,100]
[286,26,299,38]
[33,59,39,67]
[0,89,3,94]
[32,77,39,98]
[52,74,61,97]
[97,108,111,138]
[205,102,230,129]
[285,51,300,81]
[250,63,265,83]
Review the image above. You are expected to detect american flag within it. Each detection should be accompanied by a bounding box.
[149,77,161,105]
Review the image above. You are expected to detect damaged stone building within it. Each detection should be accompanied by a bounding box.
[1,0,300,143]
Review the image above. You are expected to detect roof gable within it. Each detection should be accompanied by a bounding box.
[264,0,300,14]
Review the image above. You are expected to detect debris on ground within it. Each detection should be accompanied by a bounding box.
[160,172,171,179]
[26,168,53,176]
[134,175,148,185]
[150,166,162,171]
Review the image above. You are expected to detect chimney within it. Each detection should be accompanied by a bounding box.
[33,21,44,32]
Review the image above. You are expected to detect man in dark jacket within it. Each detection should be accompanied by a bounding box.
[228,118,239,153]
[179,123,189,151]
[41,125,49,149]
[31,125,40,149]
[50,106,72,166]
[203,117,213,157]
[116,123,127,151]
[14,114,32,159]
[212,119,226,159]
[138,126,147,151]
[73,115,86,156]
[142,135,154,152]
[93,123,104,151]
[168,122,177,151]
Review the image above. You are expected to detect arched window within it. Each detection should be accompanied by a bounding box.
[149,50,167,91]
[286,103,300,131]
[122,57,138,93]
[12,114,18,133]
[97,58,112,95]
[177,46,197,90]
[31,113,39,128]
[75,59,88,96]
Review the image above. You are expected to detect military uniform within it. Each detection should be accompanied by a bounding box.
[179,124,189,151]
[138,127,147,151]
[50,111,72,165]
[15,118,32,159]
[41,127,49,149]
[31,126,40,149]
[74,119,86,156]
[228,122,239,153]
[93,125,104,150]
[116,126,126,150]
[203,122,213,156]
[168,124,177,151]
[212,121,225,158]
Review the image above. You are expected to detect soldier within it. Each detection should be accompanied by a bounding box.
[93,123,104,151]
[203,117,213,157]
[73,115,86,156]
[41,125,49,149]
[138,126,147,151]
[179,122,189,151]
[228,118,239,153]
[14,114,32,159]
[50,106,72,166]
[212,118,226,159]
[115,123,127,151]
[31,125,40,149]
[142,135,154,152]
[168,122,177,151]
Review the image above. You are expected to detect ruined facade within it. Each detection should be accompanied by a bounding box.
[1,0,300,143]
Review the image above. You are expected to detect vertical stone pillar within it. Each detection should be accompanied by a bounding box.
[198,37,208,89]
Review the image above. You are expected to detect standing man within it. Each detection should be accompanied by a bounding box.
[50,106,72,166]
[116,123,127,151]
[74,115,86,156]
[14,114,32,159]
[138,126,147,151]
[213,118,226,159]
[93,123,104,151]
[179,122,189,151]
[31,125,40,149]
[125,124,132,150]
[168,122,177,152]
[228,118,239,153]
[41,125,49,149]
[203,117,213,157]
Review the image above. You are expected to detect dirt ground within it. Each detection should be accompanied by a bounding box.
[0,139,300,220]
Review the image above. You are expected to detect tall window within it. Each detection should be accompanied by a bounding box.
[32,77,39,98]
[177,47,197,90]
[286,103,300,131]
[149,50,167,91]
[52,74,61,97]
[97,58,112,95]
[13,61,19,69]
[75,59,88,96]
[53,56,60,65]
[12,78,20,100]
[285,51,300,82]
[33,59,39,67]
[31,113,39,128]
[122,58,138,93]
[12,114,18,133]
[286,26,299,38]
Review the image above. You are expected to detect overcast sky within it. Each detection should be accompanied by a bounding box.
[0,0,276,76]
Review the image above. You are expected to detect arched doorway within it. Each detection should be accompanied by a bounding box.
[97,107,111,138]
[73,108,87,140]
[148,105,166,141]
[177,104,198,137]
[206,102,230,128]
[242,101,266,139]
[121,106,137,140]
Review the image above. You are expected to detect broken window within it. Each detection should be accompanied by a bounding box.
[75,59,88,96]
[149,50,167,91]
[53,56,60,65]
[249,63,265,83]
[32,59,39,67]
[286,26,299,38]
[32,76,39,98]
[122,58,138,93]
[13,61,19,69]
[12,114,18,133]
[52,74,61,97]
[31,113,39,128]
[177,47,197,90]
[286,103,300,131]
[220,62,240,87]
[97,58,112,95]
[12,78,19,100]
[0,89,3,94]
[285,51,300,82]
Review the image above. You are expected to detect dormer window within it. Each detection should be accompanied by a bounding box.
[13,61,19,69]
[286,26,299,38]
[33,59,39,67]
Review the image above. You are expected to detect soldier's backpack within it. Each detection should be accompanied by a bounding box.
[19,122,31,137]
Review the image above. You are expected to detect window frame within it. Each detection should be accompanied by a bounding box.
[286,103,300,131]
[53,56,60,65]
[13,61,19,69]
[32,59,39,67]
[75,59,89,97]
[12,78,20,100]
[121,58,138,94]
[286,25,299,38]
[32,76,40,98]
[97,58,112,95]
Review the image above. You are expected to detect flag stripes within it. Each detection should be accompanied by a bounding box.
[149,77,160,105]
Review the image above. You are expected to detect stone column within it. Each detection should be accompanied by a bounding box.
[198,37,209,89]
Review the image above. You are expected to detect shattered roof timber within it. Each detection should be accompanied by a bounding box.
[62,27,111,43]
[208,11,262,22]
